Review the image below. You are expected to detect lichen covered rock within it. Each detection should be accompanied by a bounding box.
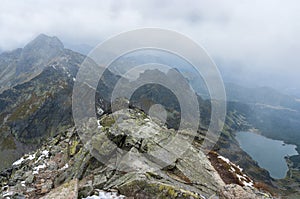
[0,109,274,199]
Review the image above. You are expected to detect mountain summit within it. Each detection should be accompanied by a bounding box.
[0,34,65,93]
[0,34,85,171]
[23,34,64,51]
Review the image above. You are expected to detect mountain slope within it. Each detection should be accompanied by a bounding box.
[0,34,124,171]
[0,34,295,198]
[0,109,273,199]
[0,34,65,94]
[0,35,85,170]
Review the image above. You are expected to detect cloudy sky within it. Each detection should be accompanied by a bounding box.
[0,0,299,92]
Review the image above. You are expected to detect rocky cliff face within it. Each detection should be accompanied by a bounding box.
[0,109,273,199]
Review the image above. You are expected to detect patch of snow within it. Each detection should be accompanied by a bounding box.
[236,174,253,187]
[42,150,49,156]
[13,152,36,165]
[199,195,207,199]
[83,190,126,199]
[97,120,102,129]
[60,163,69,170]
[218,155,244,172]
[21,181,26,187]
[3,191,13,197]
[33,164,46,175]
[2,185,9,190]
[35,150,49,163]
[236,165,243,172]
[12,157,25,166]
[27,154,36,160]
[217,155,230,164]
[229,166,236,173]
[243,181,254,187]
[73,78,76,82]
[217,155,253,187]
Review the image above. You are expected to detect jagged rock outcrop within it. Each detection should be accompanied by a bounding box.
[0,109,274,199]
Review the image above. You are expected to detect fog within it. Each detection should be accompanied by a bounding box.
[0,0,299,95]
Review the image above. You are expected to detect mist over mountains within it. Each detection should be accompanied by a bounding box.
[0,34,299,198]
[1,0,300,198]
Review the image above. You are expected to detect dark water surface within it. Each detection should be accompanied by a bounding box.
[236,131,298,179]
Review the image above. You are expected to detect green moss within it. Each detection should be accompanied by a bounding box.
[101,116,116,127]
[145,172,163,180]
[69,140,79,156]
[156,183,200,198]
[158,184,178,197]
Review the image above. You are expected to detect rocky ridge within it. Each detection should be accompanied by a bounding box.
[0,109,273,199]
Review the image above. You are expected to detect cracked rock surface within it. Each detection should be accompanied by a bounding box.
[0,109,273,199]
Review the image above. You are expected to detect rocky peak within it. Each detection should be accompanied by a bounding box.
[23,34,64,52]
[17,34,64,74]
[0,34,69,94]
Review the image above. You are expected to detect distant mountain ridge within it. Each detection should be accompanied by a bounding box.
[225,82,300,111]
[0,34,64,94]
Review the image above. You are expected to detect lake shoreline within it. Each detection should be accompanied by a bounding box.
[235,131,299,179]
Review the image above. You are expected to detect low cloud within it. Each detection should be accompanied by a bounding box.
[0,0,299,90]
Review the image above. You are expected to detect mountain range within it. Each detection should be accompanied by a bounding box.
[0,34,299,198]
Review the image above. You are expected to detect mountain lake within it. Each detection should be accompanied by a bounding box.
[235,131,299,179]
